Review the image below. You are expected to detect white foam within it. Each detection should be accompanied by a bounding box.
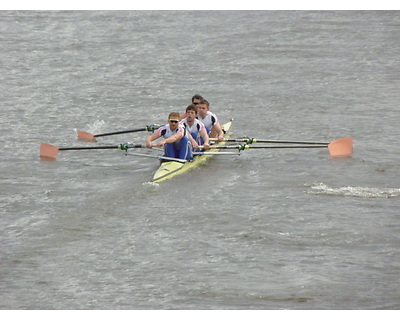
[88,120,105,134]
[307,182,400,198]
[142,181,160,189]
[74,120,106,138]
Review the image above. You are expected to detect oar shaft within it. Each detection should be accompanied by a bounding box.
[40,143,146,160]
[59,144,144,151]
[94,128,146,137]
[94,124,159,137]
[250,140,328,145]
[209,144,328,150]
[241,145,327,149]
[78,124,160,141]
[59,146,117,151]
[193,151,240,155]
[125,152,187,163]
[210,137,353,156]
[211,138,329,145]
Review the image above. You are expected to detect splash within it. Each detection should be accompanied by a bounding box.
[74,120,106,136]
[142,181,160,189]
[307,182,400,198]
[87,120,106,134]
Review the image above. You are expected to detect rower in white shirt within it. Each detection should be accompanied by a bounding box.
[146,112,193,160]
[179,94,204,120]
[197,99,225,142]
[180,104,210,150]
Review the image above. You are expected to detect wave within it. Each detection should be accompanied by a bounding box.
[306,182,400,198]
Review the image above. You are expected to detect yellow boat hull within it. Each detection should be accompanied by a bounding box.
[152,120,233,183]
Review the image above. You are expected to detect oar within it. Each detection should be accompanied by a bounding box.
[77,124,160,142]
[211,137,347,145]
[40,143,144,160]
[209,137,353,156]
[208,144,326,150]
[206,138,353,156]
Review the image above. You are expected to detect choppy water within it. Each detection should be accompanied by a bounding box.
[1,11,400,310]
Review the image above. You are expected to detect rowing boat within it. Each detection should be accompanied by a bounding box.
[151,119,233,183]
[40,118,353,182]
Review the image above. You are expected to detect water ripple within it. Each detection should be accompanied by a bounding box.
[307,182,400,198]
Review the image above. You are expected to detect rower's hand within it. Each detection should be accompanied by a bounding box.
[217,135,224,142]
[202,143,210,150]
[146,141,153,148]
[156,140,167,148]
[192,141,199,149]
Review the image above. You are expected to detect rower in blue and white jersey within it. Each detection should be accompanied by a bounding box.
[197,99,225,142]
[146,112,193,160]
[180,104,210,150]
[179,94,204,120]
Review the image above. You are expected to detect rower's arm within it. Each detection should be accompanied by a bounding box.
[214,123,224,141]
[188,132,198,148]
[146,132,161,148]
[200,128,210,145]
[168,131,183,143]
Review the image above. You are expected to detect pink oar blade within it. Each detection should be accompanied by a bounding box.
[77,130,96,142]
[40,143,60,159]
[328,137,353,156]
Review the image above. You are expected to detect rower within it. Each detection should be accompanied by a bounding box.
[197,99,225,142]
[146,112,193,160]
[180,94,204,119]
[180,104,210,151]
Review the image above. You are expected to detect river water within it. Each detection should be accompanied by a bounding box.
[1,11,400,310]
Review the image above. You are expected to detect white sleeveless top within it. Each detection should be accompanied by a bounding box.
[155,123,186,139]
[197,111,219,128]
[180,118,206,134]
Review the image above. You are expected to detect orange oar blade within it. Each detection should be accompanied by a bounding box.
[77,130,96,142]
[328,137,353,156]
[40,143,60,159]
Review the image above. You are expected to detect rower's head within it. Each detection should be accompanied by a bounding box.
[192,94,203,105]
[168,112,180,129]
[197,99,209,118]
[185,104,198,121]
